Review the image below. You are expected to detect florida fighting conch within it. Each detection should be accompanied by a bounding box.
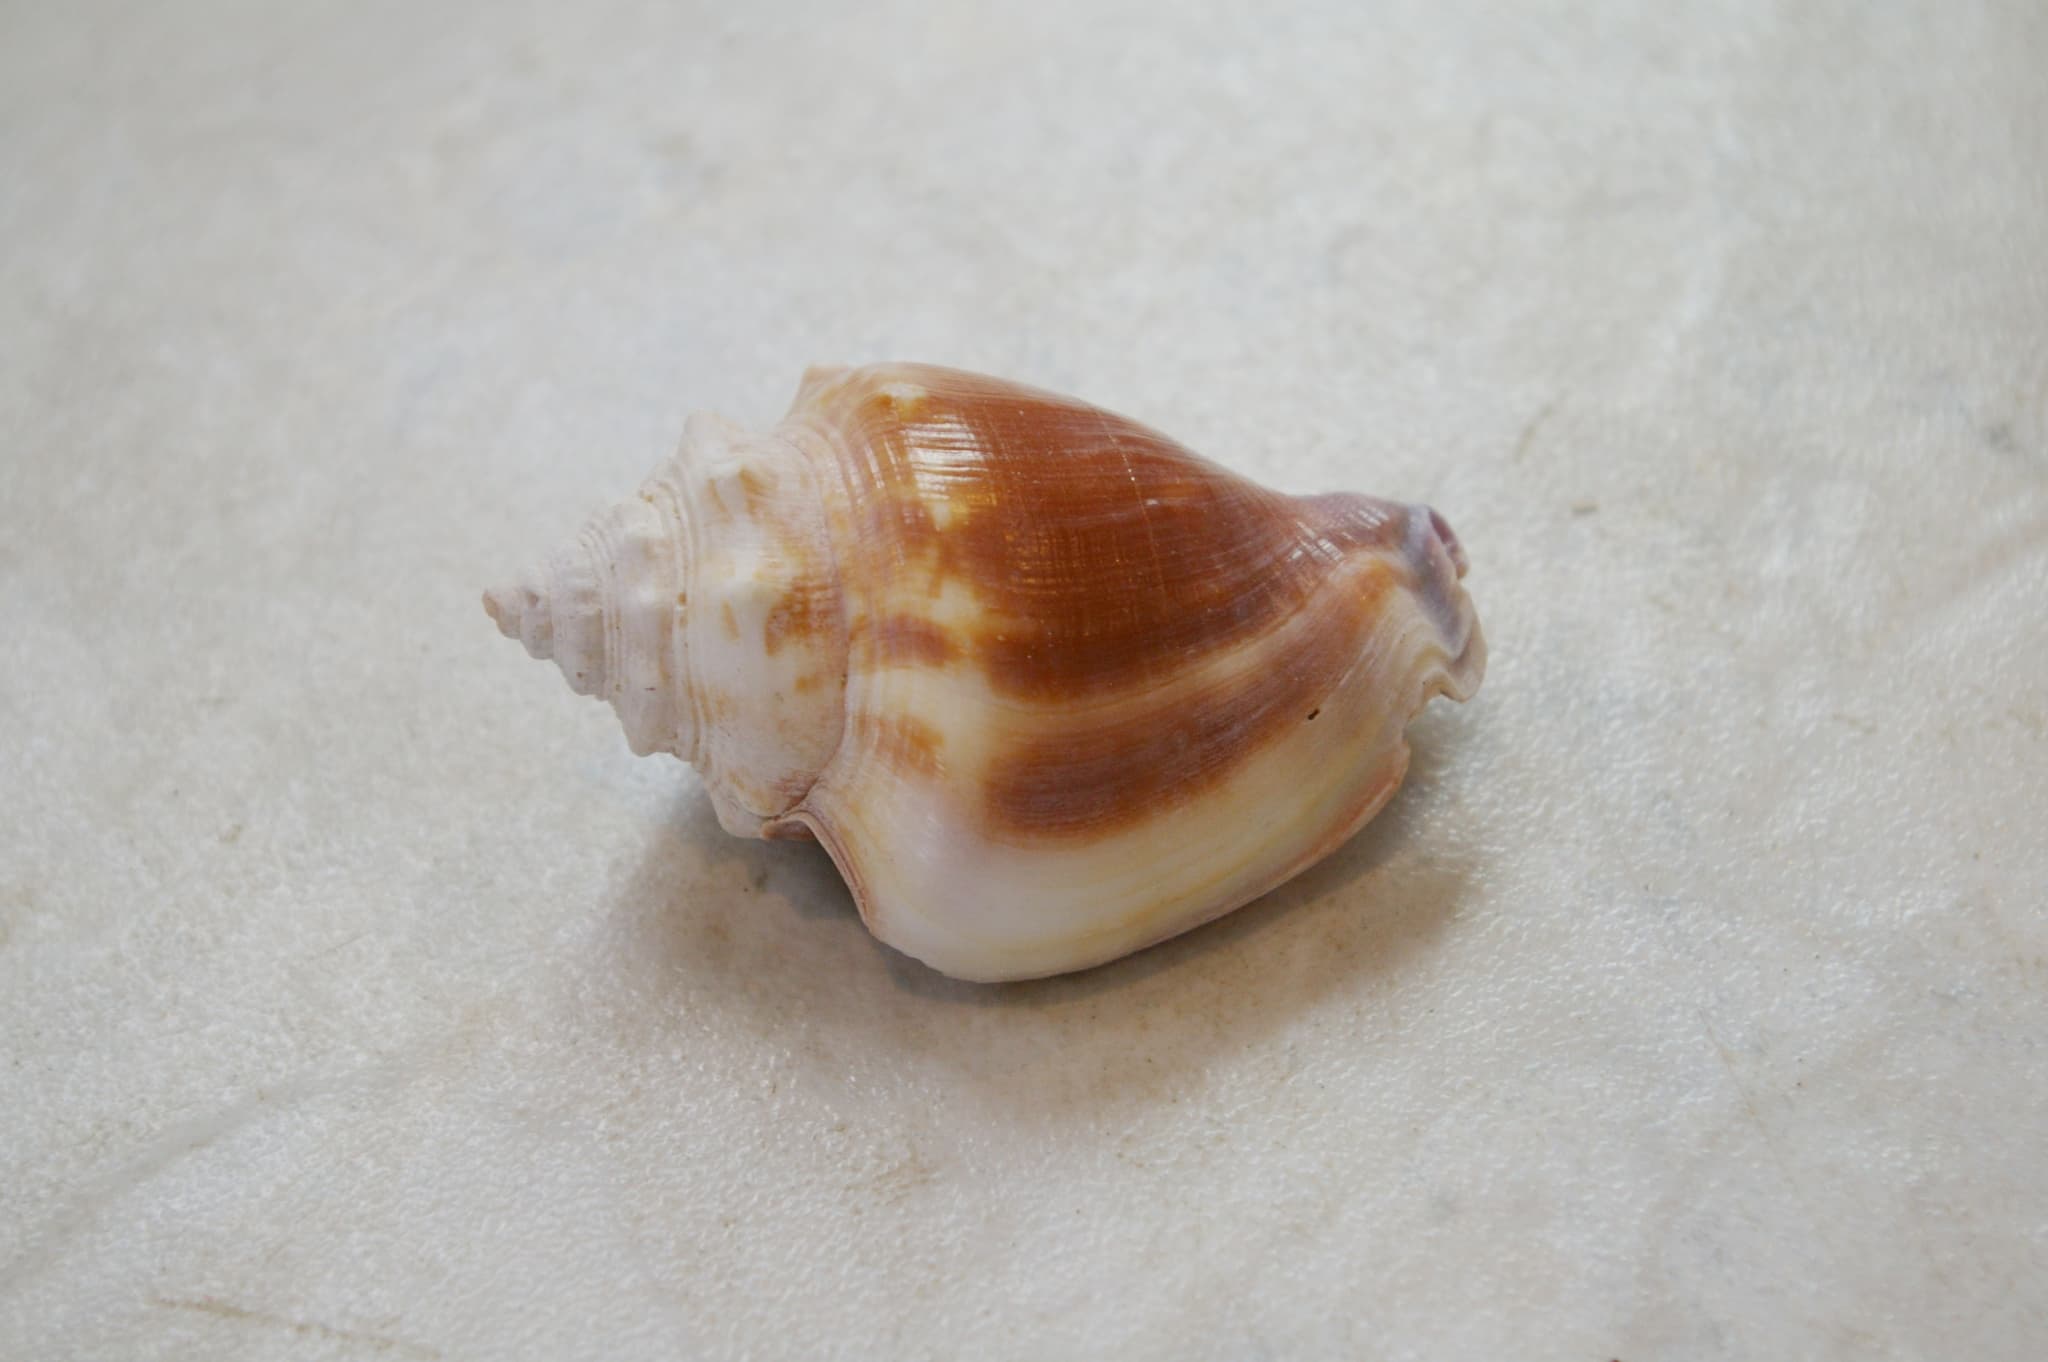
[484,364,1484,981]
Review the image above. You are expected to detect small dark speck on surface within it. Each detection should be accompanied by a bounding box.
[1571,500,1599,516]
[1306,708,1320,721]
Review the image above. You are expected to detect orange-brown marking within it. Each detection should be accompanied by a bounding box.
[764,575,837,655]
[736,464,772,505]
[864,713,945,779]
[869,614,960,667]
[719,601,740,640]
[983,562,1395,838]
[809,366,1414,702]
[789,365,1434,839]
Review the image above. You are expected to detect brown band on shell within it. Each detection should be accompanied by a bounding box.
[805,365,1358,701]
[790,365,1476,849]
[980,559,1396,839]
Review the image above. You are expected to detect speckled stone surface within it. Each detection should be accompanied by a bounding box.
[3,2,2045,1358]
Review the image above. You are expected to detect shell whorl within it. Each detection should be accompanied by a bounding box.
[485,411,848,836]
[483,480,695,760]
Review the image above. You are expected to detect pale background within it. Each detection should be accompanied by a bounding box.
[3,1,2045,1358]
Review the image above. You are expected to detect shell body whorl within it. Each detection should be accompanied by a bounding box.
[488,363,1484,981]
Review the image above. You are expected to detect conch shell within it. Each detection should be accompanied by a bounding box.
[485,364,1484,981]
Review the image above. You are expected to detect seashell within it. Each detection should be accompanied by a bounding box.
[484,364,1484,981]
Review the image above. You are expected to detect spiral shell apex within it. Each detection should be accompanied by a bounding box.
[485,363,1484,981]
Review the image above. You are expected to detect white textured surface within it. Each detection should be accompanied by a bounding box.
[3,1,2045,1357]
